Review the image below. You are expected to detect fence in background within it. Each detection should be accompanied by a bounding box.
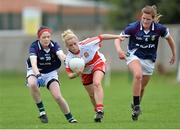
[0,25,179,73]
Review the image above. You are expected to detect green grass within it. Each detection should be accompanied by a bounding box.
[0,71,180,129]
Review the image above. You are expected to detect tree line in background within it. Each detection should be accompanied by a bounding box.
[101,0,180,29]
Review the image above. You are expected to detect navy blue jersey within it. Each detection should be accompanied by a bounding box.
[26,40,62,73]
[122,21,169,62]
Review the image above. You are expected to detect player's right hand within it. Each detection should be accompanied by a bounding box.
[119,34,130,41]
[36,74,45,87]
[118,51,126,60]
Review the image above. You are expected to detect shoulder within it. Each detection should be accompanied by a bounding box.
[123,21,140,34]
[154,22,167,30]
[29,40,39,48]
[50,40,61,49]
[65,52,73,63]
[66,53,71,59]
[51,40,59,46]
[126,21,140,29]
[79,38,89,45]
[79,37,100,46]
[28,40,39,54]
[31,40,38,46]
[154,23,168,37]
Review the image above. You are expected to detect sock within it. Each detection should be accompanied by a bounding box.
[36,101,46,116]
[65,112,74,121]
[133,96,140,106]
[96,104,104,112]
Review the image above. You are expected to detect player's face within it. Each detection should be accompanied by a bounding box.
[39,31,51,48]
[141,13,153,30]
[66,37,79,54]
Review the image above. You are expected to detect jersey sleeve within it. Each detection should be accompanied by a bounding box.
[122,24,133,36]
[29,43,37,56]
[64,55,73,73]
[80,36,102,46]
[54,42,62,52]
[160,26,169,38]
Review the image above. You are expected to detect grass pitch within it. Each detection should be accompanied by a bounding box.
[0,71,180,129]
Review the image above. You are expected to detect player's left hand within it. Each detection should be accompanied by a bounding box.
[74,66,84,76]
[169,55,176,65]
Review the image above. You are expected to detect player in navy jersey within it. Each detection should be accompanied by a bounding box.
[61,29,125,122]
[114,5,176,121]
[26,26,77,123]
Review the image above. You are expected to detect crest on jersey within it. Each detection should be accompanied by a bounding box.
[145,38,148,42]
[84,52,89,58]
[151,35,156,41]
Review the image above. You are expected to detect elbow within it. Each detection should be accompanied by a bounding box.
[69,76,74,79]
[67,73,74,79]
[98,34,104,41]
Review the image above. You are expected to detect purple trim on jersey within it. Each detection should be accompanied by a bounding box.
[122,21,168,62]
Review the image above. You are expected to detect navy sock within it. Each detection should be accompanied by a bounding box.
[133,96,140,106]
[36,101,45,114]
[65,113,73,121]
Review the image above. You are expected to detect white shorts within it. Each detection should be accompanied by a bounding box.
[126,50,155,75]
[26,68,59,87]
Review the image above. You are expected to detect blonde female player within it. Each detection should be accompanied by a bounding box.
[62,29,125,122]
[114,5,176,121]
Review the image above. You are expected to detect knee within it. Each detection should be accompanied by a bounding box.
[54,95,63,102]
[134,73,142,81]
[28,81,38,88]
[89,94,94,99]
[93,80,101,88]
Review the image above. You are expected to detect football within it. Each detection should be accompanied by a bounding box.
[69,57,85,71]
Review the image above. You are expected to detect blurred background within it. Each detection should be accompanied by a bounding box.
[0,0,179,79]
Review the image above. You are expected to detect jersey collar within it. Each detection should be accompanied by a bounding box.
[140,22,155,31]
[37,41,42,50]
[37,41,54,50]
[69,49,80,55]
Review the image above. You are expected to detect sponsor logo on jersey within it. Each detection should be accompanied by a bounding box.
[151,35,156,41]
[84,52,89,58]
[135,43,155,48]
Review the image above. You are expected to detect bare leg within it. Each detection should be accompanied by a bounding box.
[128,60,142,97]
[93,70,104,122]
[49,81,70,114]
[28,76,48,123]
[28,76,41,103]
[128,60,142,121]
[140,75,151,101]
[49,81,77,123]
[93,70,104,106]
[84,84,96,109]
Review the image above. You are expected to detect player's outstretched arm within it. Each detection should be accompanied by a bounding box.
[114,39,126,60]
[56,50,66,61]
[100,34,127,41]
[166,35,176,64]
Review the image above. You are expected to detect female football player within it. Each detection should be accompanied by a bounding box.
[26,26,77,123]
[114,5,176,121]
[61,29,125,122]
